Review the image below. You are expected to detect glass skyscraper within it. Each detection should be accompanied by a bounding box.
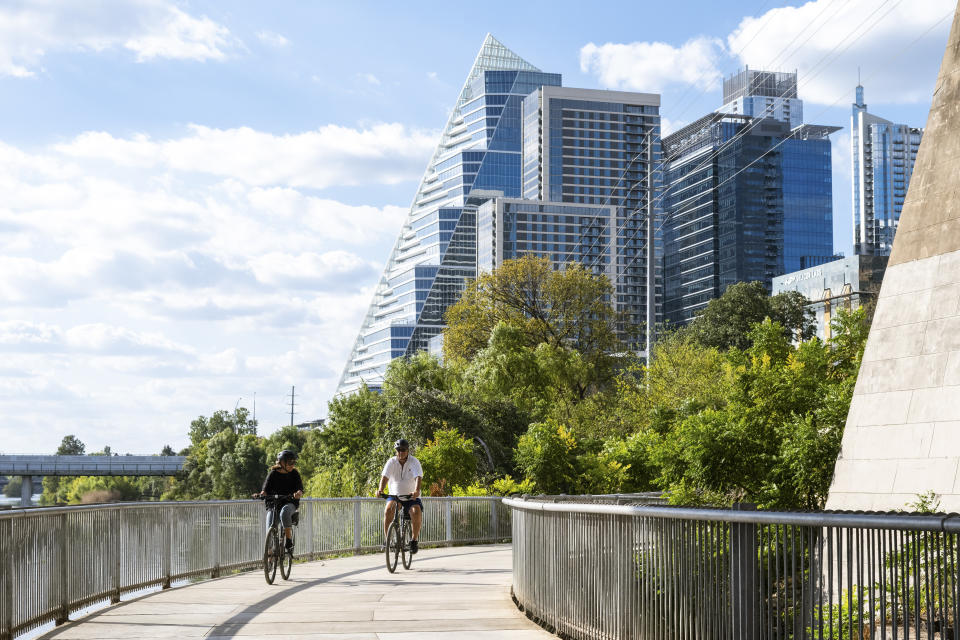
[337,35,560,395]
[851,84,923,256]
[661,71,838,326]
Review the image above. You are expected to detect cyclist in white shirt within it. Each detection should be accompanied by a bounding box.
[376,438,423,553]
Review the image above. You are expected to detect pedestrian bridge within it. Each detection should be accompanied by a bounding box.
[0,455,187,506]
[2,496,958,640]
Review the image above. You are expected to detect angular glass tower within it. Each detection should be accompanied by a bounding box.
[851,84,923,256]
[337,35,561,395]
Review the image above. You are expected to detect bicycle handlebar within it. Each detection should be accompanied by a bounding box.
[255,494,298,500]
[381,494,415,500]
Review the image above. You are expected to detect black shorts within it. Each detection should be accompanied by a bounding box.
[387,496,423,515]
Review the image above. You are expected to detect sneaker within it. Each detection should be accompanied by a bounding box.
[410,540,418,554]
[285,538,294,551]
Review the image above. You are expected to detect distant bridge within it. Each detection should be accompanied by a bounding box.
[0,455,186,506]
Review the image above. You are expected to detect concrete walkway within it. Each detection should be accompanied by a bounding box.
[41,544,556,639]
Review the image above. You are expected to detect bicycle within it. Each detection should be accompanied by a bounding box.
[257,494,298,584]
[382,494,415,573]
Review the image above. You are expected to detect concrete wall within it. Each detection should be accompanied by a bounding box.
[826,5,960,511]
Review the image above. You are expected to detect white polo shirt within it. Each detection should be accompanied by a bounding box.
[381,455,423,496]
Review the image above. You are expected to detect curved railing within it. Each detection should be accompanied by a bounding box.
[506,495,960,640]
[0,497,509,640]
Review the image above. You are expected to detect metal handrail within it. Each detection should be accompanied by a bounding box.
[0,496,510,640]
[506,495,960,639]
[505,495,960,532]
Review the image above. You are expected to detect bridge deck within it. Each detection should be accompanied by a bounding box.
[40,544,555,639]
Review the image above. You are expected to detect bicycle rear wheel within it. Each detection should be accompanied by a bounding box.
[401,521,412,570]
[263,529,279,584]
[385,521,400,573]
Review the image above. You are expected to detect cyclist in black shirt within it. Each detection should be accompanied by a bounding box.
[257,450,304,550]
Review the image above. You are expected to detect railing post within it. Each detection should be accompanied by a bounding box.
[444,498,453,545]
[58,512,71,623]
[110,509,121,604]
[162,506,171,589]
[490,498,498,541]
[730,502,760,640]
[2,518,13,640]
[209,506,220,578]
[353,499,362,551]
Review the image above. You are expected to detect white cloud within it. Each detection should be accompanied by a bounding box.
[359,72,381,86]
[0,128,410,453]
[256,30,289,48]
[55,122,437,188]
[728,0,954,105]
[580,36,725,93]
[0,0,236,76]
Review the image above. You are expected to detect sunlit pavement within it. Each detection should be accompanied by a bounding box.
[40,543,556,639]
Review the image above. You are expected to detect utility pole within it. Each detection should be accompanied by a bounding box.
[288,386,295,427]
[646,131,656,363]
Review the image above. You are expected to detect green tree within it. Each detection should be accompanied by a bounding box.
[41,435,88,505]
[685,281,814,350]
[4,476,22,498]
[514,419,580,494]
[188,407,257,449]
[444,256,626,395]
[417,427,478,495]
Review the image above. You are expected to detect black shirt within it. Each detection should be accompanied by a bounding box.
[261,468,303,507]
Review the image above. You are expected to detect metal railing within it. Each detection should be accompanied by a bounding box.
[0,496,509,640]
[506,495,960,640]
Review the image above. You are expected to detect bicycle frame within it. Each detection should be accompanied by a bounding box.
[259,494,297,584]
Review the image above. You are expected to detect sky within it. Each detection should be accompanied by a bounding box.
[0,0,954,456]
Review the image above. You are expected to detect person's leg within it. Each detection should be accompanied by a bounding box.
[410,503,422,540]
[280,503,295,546]
[383,499,397,541]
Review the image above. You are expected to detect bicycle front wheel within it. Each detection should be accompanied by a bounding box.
[263,530,279,584]
[280,540,293,580]
[385,521,400,573]
[401,522,412,570]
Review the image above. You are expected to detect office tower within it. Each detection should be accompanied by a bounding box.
[851,84,923,256]
[662,108,838,326]
[718,67,803,128]
[517,86,662,342]
[337,35,561,395]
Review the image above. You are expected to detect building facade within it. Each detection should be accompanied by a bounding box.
[851,84,923,256]
[337,35,561,394]
[661,69,838,327]
[771,255,888,340]
[519,86,662,342]
[662,114,838,326]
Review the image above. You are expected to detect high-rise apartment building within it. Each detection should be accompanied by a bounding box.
[718,67,803,128]
[516,87,662,337]
[337,35,560,394]
[661,70,838,326]
[851,84,923,256]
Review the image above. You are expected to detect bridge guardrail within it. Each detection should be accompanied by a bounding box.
[0,496,509,640]
[505,495,960,640]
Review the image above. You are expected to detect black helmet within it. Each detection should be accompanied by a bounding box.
[394,438,409,451]
[277,449,297,463]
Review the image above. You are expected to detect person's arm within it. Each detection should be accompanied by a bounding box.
[293,470,304,499]
[259,470,274,496]
[412,459,423,499]
[376,475,389,497]
[376,459,391,497]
